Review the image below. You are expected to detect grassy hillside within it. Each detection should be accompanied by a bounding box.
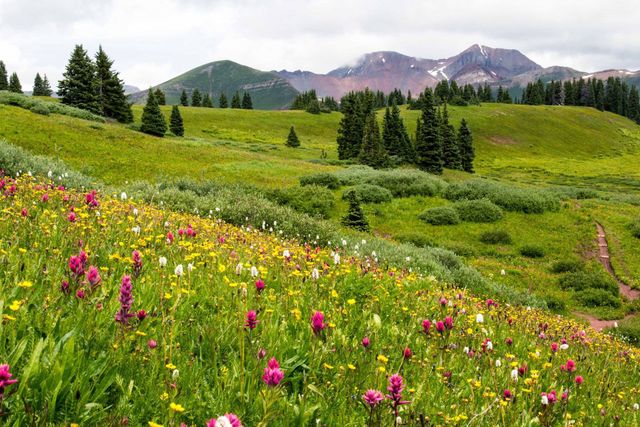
[129,60,299,110]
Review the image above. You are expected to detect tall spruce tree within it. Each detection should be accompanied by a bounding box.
[286,126,300,147]
[140,89,167,137]
[95,46,133,123]
[440,104,461,170]
[242,92,253,109]
[231,91,241,108]
[358,113,389,169]
[341,191,369,231]
[8,73,22,93]
[170,105,184,136]
[628,86,640,124]
[41,75,52,96]
[191,89,202,107]
[382,103,413,161]
[415,89,443,174]
[180,90,189,106]
[336,92,365,159]
[0,61,8,90]
[458,119,475,173]
[155,88,166,105]
[219,93,228,108]
[58,45,100,114]
[202,93,213,107]
[32,73,45,96]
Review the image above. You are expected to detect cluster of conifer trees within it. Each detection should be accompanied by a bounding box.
[290,90,339,113]
[56,45,133,123]
[337,87,474,174]
[0,61,52,96]
[174,89,253,109]
[521,77,640,123]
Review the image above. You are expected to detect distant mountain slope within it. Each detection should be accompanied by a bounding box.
[130,61,299,110]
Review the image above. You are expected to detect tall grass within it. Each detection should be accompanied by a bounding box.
[0,91,105,122]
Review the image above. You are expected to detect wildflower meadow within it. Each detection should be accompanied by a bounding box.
[0,175,639,426]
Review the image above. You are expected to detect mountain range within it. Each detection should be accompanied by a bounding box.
[130,44,640,108]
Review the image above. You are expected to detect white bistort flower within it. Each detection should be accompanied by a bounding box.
[159,256,167,267]
[174,264,184,277]
[250,266,259,278]
[476,313,484,324]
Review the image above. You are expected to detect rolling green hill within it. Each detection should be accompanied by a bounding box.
[128,60,299,110]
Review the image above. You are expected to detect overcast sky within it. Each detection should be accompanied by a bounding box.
[1,0,639,91]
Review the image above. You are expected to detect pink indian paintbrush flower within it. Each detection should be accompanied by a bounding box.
[132,250,142,277]
[311,311,325,335]
[362,389,384,409]
[244,310,258,330]
[444,316,454,330]
[361,336,370,348]
[386,374,410,416]
[255,279,265,293]
[115,275,134,325]
[575,375,584,385]
[403,347,412,359]
[262,357,284,387]
[421,319,431,334]
[147,339,157,349]
[436,321,445,334]
[87,266,101,288]
[0,364,18,398]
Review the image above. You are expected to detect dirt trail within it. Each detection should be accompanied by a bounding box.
[574,223,639,331]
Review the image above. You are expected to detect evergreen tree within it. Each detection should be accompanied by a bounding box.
[414,89,443,174]
[95,46,133,123]
[169,105,184,136]
[242,92,253,109]
[231,91,241,108]
[0,61,7,90]
[341,191,369,232]
[358,113,389,169]
[306,98,321,114]
[286,126,300,147]
[440,104,461,170]
[458,119,475,173]
[202,93,213,108]
[382,103,413,161]
[628,86,640,124]
[8,72,22,94]
[155,88,166,105]
[140,89,167,137]
[32,73,45,96]
[191,89,202,107]
[336,92,365,159]
[41,75,52,96]
[58,45,101,114]
[180,90,189,106]
[219,93,228,108]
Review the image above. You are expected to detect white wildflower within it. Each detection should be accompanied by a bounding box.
[312,268,320,280]
[541,395,549,406]
[495,359,501,368]
[120,192,127,200]
[187,263,194,273]
[511,369,518,382]
[159,256,167,267]
[250,266,259,278]
[476,313,484,324]
[174,264,184,277]
[235,263,243,275]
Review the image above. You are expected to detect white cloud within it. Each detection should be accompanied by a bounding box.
[1,0,639,91]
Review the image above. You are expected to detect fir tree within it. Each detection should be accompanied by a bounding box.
[140,89,167,137]
[286,126,300,147]
[0,61,8,90]
[458,119,475,173]
[41,75,52,96]
[382,103,413,161]
[95,46,132,123]
[358,113,389,169]
[180,90,189,106]
[58,45,101,114]
[415,89,443,174]
[191,89,202,107]
[306,98,321,114]
[170,105,184,136]
[202,93,213,108]
[336,92,365,159]
[440,104,461,170]
[219,93,228,108]
[32,73,45,96]
[8,72,22,94]
[242,92,253,109]
[155,88,166,105]
[341,191,369,232]
[628,86,640,124]
[231,91,241,108]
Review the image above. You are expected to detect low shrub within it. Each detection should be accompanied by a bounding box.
[418,206,460,225]
[543,294,567,312]
[628,219,640,239]
[550,260,584,274]
[342,184,393,204]
[453,199,503,223]
[29,103,50,116]
[479,229,512,244]
[299,173,340,189]
[395,233,436,248]
[576,288,621,308]
[271,185,334,218]
[333,166,448,197]
[0,91,105,122]
[519,245,545,258]
[559,271,619,295]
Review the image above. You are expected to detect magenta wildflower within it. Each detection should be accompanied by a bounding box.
[421,319,431,334]
[257,348,266,359]
[41,193,49,203]
[386,374,410,416]
[436,321,445,334]
[444,316,454,330]
[68,255,85,278]
[244,310,258,330]
[551,342,558,353]
[147,339,157,349]
[207,414,243,427]
[311,311,325,335]
[68,211,76,222]
[262,357,284,387]
[166,231,174,244]
[361,336,370,348]
[362,389,384,409]
[137,309,147,321]
[115,275,134,325]
[21,207,27,217]
[85,190,99,208]
[61,280,70,295]
[132,250,142,277]
[575,375,584,385]
[0,364,18,398]
[76,288,85,299]
[87,266,101,288]
[403,347,412,359]
[255,279,265,293]
[503,389,513,400]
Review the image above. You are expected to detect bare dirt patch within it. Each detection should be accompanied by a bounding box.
[489,136,518,146]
